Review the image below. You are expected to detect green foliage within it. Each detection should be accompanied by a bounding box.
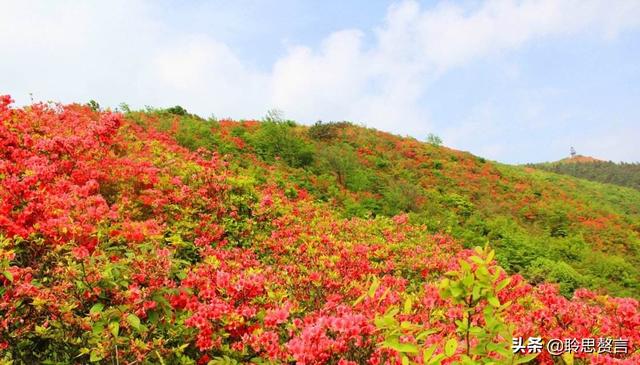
[166,105,188,116]
[371,278,457,365]
[442,194,474,218]
[381,181,422,215]
[426,133,443,146]
[529,160,640,191]
[308,121,351,141]
[264,108,285,123]
[372,247,539,365]
[173,117,222,151]
[118,102,131,113]
[439,246,538,365]
[584,254,640,293]
[316,144,377,192]
[524,258,586,297]
[376,305,455,365]
[250,121,315,168]
[86,100,100,111]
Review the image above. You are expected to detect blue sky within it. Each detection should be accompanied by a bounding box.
[1,0,639,163]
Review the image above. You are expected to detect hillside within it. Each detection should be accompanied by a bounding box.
[527,157,640,191]
[0,97,639,364]
[135,109,640,299]
[558,155,603,164]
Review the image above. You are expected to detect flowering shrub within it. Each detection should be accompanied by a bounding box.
[0,96,639,364]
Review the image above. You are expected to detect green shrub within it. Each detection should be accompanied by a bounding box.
[250,121,315,168]
[381,181,422,215]
[524,258,585,297]
[316,144,373,191]
[307,121,351,141]
[174,117,221,151]
[165,105,188,116]
[425,133,443,146]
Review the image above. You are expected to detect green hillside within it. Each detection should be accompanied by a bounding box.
[134,108,640,298]
[528,157,640,191]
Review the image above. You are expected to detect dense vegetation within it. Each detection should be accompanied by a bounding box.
[0,97,639,364]
[139,109,640,300]
[528,158,640,191]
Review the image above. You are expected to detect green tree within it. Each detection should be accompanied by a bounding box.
[426,133,443,146]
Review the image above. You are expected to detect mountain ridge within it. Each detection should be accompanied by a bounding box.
[528,155,640,192]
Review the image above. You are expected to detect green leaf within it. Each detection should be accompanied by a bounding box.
[353,292,367,306]
[400,321,413,330]
[403,296,413,314]
[422,344,437,361]
[91,321,105,335]
[382,338,419,353]
[378,287,392,303]
[462,274,474,288]
[460,260,472,272]
[368,277,380,298]
[444,338,458,357]
[428,353,446,365]
[487,296,500,308]
[416,329,439,341]
[148,309,159,324]
[450,285,463,297]
[486,250,495,263]
[499,300,513,311]
[209,355,239,365]
[2,271,13,282]
[374,314,397,329]
[77,348,90,357]
[476,266,490,279]
[109,321,119,337]
[472,285,481,300]
[470,256,484,265]
[90,350,103,362]
[496,278,511,291]
[156,350,166,365]
[127,313,141,331]
[89,303,104,314]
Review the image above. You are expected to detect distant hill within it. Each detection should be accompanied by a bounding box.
[528,155,640,191]
[557,154,602,163]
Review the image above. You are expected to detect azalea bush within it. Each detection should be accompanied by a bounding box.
[1,96,639,364]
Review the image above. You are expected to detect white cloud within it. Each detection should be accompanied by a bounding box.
[1,0,639,160]
[270,30,367,121]
[146,37,270,118]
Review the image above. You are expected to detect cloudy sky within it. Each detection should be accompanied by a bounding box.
[1,0,639,163]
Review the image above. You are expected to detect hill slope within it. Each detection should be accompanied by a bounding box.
[528,157,640,191]
[0,97,639,364]
[137,110,640,299]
